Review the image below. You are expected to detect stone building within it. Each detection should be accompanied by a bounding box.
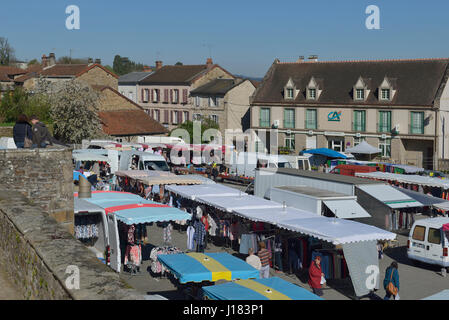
[137,58,235,131]
[189,78,257,136]
[251,57,449,170]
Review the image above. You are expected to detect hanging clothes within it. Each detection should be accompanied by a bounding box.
[187,225,195,250]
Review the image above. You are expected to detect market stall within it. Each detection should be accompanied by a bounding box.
[202,277,323,300]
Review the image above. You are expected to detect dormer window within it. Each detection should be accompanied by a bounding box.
[379,77,396,101]
[284,77,298,100]
[306,77,322,100]
[353,76,370,101]
[356,89,365,100]
[308,88,316,100]
[381,88,391,101]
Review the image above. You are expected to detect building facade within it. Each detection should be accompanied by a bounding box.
[137,59,234,131]
[251,57,449,170]
[118,71,153,103]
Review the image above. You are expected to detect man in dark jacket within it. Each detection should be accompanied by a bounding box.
[30,115,64,148]
[13,114,33,148]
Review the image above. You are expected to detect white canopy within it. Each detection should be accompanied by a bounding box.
[323,200,371,219]
[356,171,449,189]
[72,153,110,163]
[345,141,381,155]
[357,184,423,209]
[196,194,283,212]
[166,184,244,200]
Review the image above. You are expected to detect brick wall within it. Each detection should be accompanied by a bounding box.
[0,148,74,234]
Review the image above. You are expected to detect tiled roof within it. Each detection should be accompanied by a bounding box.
[118,72,154,84]
[98,110,168,136]
[139,65,210,85]
[0,66,27,82]
[190,79,238,95]
[253,58,449,106]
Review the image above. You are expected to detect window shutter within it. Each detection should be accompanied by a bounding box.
[164,110,168,123]
[183,89,188,104]
[141,89,145,102]
[185,111,189,122]
[170,90,173,103]
[164,89,169,103]
[178,111,182,124]
[171,111,174,124]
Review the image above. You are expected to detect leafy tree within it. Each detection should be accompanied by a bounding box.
[170,118,220,144]
[0,86,50,123]
[57,56,89,64]
[113,54,145,75]
[48,80,102,143]
[27,59,39,65]
[175,62,183,66]
[0,37,15,65]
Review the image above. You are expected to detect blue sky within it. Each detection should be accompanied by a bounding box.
[1,0,449,77]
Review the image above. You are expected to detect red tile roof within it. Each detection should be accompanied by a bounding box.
[0,66,27,82]
[98,110,168,136]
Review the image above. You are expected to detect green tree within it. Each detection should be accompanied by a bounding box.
[0,87,50,123]
[0,37,15,66]
[113,54,145,76]
[170,118,220,144]
[28,59,39,65]
[48,80,102,143]
[175,62,183,66]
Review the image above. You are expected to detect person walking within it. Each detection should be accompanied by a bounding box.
[258,241,271,279]
[246,248,261,271]
[13,114,33,148]
[383,261,400,300]
[308,255,325,296]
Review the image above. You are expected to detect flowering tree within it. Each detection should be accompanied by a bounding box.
[49,80,103,143]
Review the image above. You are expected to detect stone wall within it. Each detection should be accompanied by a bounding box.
[98,87,140,111]
[78,66,118,90]
[0,190,142,300]
[0,126,13,137]
[0,148,74,234]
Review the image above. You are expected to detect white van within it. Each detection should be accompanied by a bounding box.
[119,150,169,171]
[282,155,311,170]
[407,217,449,269]
[230,152,292,178]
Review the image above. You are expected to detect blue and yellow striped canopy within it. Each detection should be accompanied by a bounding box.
[202,277,323,300]
[157,252,259,283]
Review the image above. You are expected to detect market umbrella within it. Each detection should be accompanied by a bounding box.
[302,148,347,159]
[345,141,381,155]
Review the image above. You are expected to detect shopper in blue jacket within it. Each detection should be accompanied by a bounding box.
[383,261,400,300]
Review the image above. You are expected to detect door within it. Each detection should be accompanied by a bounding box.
[426,227,443,264]
[107,214,121,272]
[409,224,427,262]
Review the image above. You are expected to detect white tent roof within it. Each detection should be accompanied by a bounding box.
[166,184,244,200]
[196,194,283,212]
[356,171,449,188]
[323,200,371,219]
[357,184,423,208]
[345,141,381,155]
[72,153,110,162]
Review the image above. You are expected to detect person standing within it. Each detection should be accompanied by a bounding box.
[308,255,324,296]
[383,261,400,300]
[12,114,32,148]
[258,241,271,279]
[246,248,261,271]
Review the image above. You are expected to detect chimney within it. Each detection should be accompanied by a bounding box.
[143,65,152,72]
[155,61,163,70]
[308,55,318,62]
[297,56,305,63]
[41,54,48,68]
[48,53,56,66]
[95,58,101,65]
[206,58,213,69]
[88,58,93,64]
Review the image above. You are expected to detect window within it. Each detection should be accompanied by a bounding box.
[329,138,344,152]
[353,110,366,132]
[143,89,149,102]
[211,114,218,124]
[410,112,424,134]
[381,89,391,101]
[412,225,426,241]
[173,89,179,103]
[378,111,391,133]
[193,113,201,121]
[195,96,200,107]
[356,89,365,100]
[285,133,295,150]
[183,111,189,123]
[260,108,270,127]
[284,108,295,128]
[286,88,294,99]
[379,138,391,158]
[152,89,159,102]
[209,97,217,107]
[154,109,160,122]
[428,228,441,245]
[305,109,317,129]
[173,111,179,124]
[308,88,316,100]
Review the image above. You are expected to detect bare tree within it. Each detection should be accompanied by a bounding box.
[48,80,104,143]
[0,37,15,66]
